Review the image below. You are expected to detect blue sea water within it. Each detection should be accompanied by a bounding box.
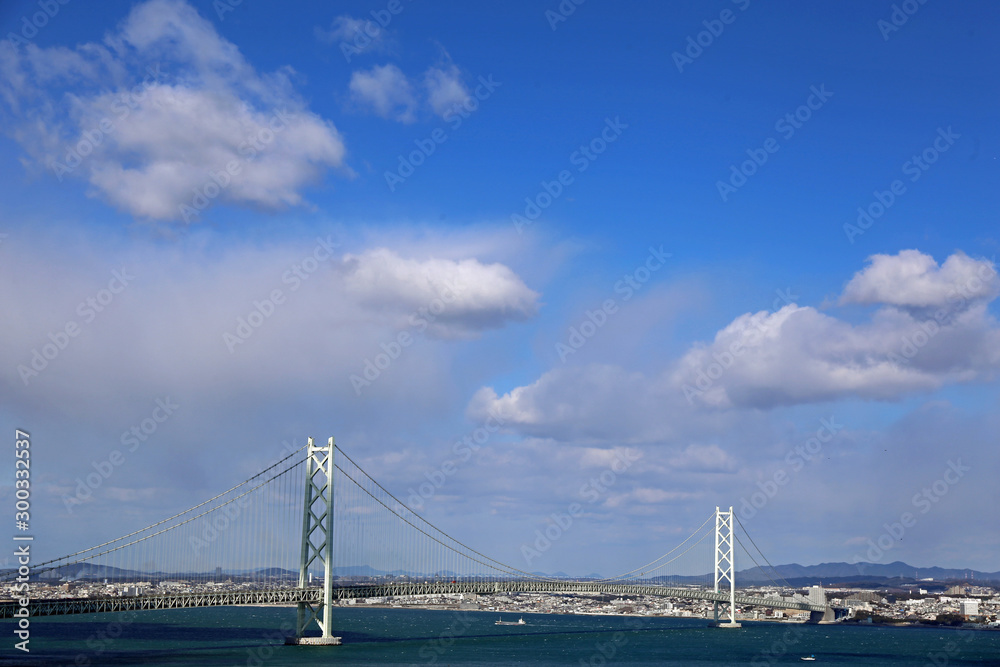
[3,606,1000,666]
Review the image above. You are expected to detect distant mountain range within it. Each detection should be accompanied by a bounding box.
[641,561,1000,588]
[737,561,1000,585]
[8,560,997,588]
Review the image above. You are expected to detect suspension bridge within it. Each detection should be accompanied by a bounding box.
[1,438,836,644]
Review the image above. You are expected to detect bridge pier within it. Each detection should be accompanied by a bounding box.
[808,606,836,624]
[285,437,343,646]
[286,636,343,646]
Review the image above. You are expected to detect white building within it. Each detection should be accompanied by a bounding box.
[959,600,979,617]
[807,586,826,606]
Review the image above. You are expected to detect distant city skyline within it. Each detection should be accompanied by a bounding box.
[1,0,998,576]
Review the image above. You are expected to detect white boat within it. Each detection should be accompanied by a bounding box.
[495,617,526,626]
[800,657,816,662]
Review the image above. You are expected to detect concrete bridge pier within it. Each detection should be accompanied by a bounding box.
[808,606,836,623]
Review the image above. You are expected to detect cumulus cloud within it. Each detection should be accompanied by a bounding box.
[347,56,470,122]
[840,249,998,311]
[424,63,470,118]
[674,304,1000,409]
[348,64,417,123]
[470,250,1000,443]
[340,248,540,338]
[676,250,1000,409]
[0,0,346,221]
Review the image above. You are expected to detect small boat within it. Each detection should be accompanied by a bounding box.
[495,617,526,626]
[800,657,816,662]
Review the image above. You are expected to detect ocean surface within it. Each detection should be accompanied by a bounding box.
[3,606,1000,666]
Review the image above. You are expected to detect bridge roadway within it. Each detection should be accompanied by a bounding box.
[0,580,827,618]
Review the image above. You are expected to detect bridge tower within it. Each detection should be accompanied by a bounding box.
[711,506,741,628]
[286,437,342,645]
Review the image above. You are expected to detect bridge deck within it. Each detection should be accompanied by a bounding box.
[0,581,825,618]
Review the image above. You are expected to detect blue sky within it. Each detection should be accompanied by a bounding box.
[1,0,998,577]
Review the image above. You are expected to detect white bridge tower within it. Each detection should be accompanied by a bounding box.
[287,437,342,645]
[712,505,741,628]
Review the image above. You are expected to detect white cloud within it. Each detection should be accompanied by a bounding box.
[84,87,344,220]
[469,251,1000,443]
[840,249,998,311]
[348,64,417,123]
[346,54,471,123]
[340,248,540,338]
[424,63,470,118]
[116,0,249,77]
[467,365,685,443]
[0,0,347,221]
[673,304,986,409]
[677,251,1000,409]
